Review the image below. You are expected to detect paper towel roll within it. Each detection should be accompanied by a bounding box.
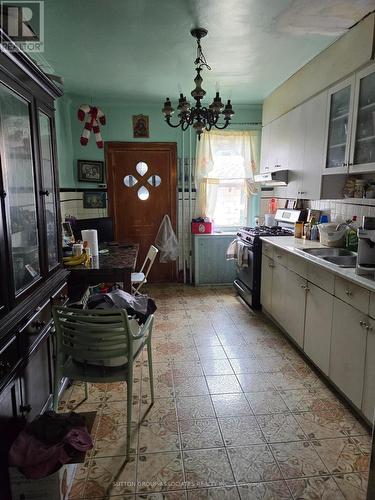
[81,229,99,256]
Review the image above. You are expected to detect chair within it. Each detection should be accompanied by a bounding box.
[131,245,159,295]
[52,305,154,460]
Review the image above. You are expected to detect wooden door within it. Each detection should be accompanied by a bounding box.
[106,142,177,282]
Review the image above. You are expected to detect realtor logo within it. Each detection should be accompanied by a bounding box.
[0,1,44,52]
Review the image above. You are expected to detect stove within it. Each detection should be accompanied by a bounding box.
[233,209,307,310]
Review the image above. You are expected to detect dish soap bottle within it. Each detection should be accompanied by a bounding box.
[346,216,358,252]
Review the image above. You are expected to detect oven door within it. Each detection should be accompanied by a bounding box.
[233,239,261,309]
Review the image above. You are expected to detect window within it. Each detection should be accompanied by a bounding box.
[195,130,259,228]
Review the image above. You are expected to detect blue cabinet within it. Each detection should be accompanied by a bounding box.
[193,234,237,285]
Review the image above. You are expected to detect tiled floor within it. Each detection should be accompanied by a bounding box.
[60,284,372,499]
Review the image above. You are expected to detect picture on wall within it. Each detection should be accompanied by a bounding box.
[83,191,107,209]
[77,160,104,183]
[133,114,149,138]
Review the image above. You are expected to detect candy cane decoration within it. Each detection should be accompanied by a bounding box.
[78,105,106,149]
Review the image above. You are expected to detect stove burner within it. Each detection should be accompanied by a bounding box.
[239,225,292,238]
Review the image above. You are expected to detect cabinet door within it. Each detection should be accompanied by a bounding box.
[362,317,375,421]
[302,92,327,199]
[0,82,41,297]
[286,106,304,198]
[324,78,354,174]
[260,124,271,173]
[305,282,333,375]
[261,254,273,312]
[283,269,306,348]
[38,110,59,272]
[271,261,288,327]
[349,64,375,173]
[269,113,290,171]
[330,298,367,408]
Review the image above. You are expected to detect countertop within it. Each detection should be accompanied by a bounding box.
[66,244,139,271]
[260,236,375,293]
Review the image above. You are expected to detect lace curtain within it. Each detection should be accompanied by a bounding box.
[194,129,260,219]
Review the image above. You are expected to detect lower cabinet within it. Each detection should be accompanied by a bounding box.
[362,322,375,421]
[304,283,333,375]
[271,261,288,327]
[330,298,367,409]
[284,270,306,348]
[260,254,273,312]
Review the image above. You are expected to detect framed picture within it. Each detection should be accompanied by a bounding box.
[83,191,107,209]
[77,160,104,183]
[133,114,149,138]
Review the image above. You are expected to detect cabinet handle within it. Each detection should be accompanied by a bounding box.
[341,162,348,167]
[366,324,373,331]
[360,320,365,327]
[40,189,50,196]
[19,404,32,414]
[276,255,282,259]
[0,190,6,198]
[269,263,275,268]
[58,293,68,301]
[345,289,352,296]
[32,320,46,329]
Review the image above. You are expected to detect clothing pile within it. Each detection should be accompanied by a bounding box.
[8,411,93,479]
[226,239,249,268]
[86,288,157,324]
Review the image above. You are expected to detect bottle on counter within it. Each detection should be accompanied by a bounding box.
[294,221,304,238]
[346,216,359,251]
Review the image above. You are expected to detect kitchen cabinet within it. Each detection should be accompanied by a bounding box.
[260,254,273,312]
[269,113,290,171]
[193,235,236,285]
[362,321,375,421]
[304,282,333,375]
[283,270,306,348]
[350,63,375,173]
[260,122,271,173]
[270,260,288,328]
[330,297,367,408]
[285,106,304,198]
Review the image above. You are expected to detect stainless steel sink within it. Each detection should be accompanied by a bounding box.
[321,255,357,268]
[302,248,356,257]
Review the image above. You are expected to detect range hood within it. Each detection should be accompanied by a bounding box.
[254,170,288,186]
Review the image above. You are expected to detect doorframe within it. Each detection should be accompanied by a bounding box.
[105,141,177,277]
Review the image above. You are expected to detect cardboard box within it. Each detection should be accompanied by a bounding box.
[191,222,212,234]
[9,411,96,500]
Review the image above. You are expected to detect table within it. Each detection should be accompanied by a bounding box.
[66,244,139,301]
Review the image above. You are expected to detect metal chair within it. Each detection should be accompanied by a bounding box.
[131,245,159,295]
[52,305,154,460]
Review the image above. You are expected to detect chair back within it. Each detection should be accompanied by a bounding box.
[52,306,134,363]
[139,245,159,278]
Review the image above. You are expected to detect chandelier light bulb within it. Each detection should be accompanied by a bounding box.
[161,28,234,139]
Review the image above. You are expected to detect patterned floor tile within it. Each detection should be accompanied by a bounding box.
[197,345,228,360]
[268,372,305,391]
[179,418,224,450]
[237,480,292,499]
[187,486,240,499]
[193,335,222,347]
[176,396,216,420]
[333,472,368,500]
[219,416,265,446]
[227,445,282,484]
[136,452,185,493]
[312,438,369,474]
[183,448,235,489]
[256,413,306,443]
[211,393,252,417]
[200,358,235,376]
[286,476,345,499]
[136,493,187,499]
[138,417,180,453]
[92,416,138,457]
[229,358,264,375]
[236,373,274,393]
[294,410,370,440]
[172,361,204,378]
[139,398,177,424]
[245,391,289,415]
[206,375,242,395]
[173,377,209,397]
[280,388,346,413]
[84,456,137,497]
[270,441,328,479]
[223,345,254,359]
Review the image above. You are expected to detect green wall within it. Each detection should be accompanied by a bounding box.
[55,94,262,189]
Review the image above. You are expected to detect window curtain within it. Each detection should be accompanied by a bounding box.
[194,129,260,219]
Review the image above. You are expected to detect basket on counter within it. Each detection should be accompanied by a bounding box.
[318,223,347,247]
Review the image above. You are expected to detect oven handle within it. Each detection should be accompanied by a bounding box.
[234,279,250,295]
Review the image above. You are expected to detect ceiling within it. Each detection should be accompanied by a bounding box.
[37,0,375,104]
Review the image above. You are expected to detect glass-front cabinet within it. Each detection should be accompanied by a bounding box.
[324,62,375,175]
[350,64,375,172]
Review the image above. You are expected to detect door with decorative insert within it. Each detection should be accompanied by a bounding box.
[106,142,177,282]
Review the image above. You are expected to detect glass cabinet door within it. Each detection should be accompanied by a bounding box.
[0,83,41,294]
[325,84,352,169]
[352,69,375,167]
[38,111,58,271]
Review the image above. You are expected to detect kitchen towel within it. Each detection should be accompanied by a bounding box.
[81,229,99,256]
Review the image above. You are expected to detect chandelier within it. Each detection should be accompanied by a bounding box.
[162,28,234,139]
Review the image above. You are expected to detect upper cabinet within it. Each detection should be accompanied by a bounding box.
[350,64,375,173]
[323,62,375,175]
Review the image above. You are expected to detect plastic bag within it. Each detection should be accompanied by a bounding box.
[155,214,179,262]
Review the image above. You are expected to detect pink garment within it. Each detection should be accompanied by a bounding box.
[9,427,93,479]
